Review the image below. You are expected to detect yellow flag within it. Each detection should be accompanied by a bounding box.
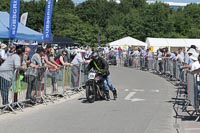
[150,46,154,52]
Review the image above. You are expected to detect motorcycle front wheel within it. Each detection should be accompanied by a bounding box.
[86,83,96,103]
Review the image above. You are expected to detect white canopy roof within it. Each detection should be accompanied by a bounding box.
[146,37,200,51]
[108,36,146,49]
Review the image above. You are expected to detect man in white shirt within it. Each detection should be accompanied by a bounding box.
[71,50,88,88]
[176,48,184,63]
[191,53,200,71]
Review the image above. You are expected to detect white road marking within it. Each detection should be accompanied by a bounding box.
[132,89,144,92]
[124,92,146,102]
[124,92,136,100]
[185,128,200,131]
[131,98,145,102]
[151,90,160,93]
[125,89,129,92]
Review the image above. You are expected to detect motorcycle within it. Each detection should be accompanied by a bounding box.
[85,70,106,103]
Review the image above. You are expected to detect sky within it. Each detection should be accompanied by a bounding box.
[150,0,200,3]
[24,0,200,4]
[73,0,200,4]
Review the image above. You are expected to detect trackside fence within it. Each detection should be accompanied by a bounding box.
[0,63,87,114]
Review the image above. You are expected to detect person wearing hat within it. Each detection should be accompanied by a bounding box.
[190,53,200,92]
[86,51,117,100]
[191,53,200,71]
[71,49,88,88]
[181,48,197,70]
[0,43,8,65]
[7,45,16,57]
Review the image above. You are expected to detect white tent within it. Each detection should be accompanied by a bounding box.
[146,37,200,52]
[108,36,147,50]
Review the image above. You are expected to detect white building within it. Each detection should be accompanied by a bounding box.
[146,37,200,52]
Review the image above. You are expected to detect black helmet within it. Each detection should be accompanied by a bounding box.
[90,52,99,60]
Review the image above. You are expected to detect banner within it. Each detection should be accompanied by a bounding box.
[98,32,101,46]
[20,12,28,26]
[43,0,54,41]
[9,0,20,38]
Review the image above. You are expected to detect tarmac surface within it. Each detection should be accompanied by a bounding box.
[0,66,190,133]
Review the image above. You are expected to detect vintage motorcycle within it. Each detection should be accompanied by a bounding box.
[85,70,106,103]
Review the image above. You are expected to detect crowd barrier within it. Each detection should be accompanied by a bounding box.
[0,63,87,114]
[121,55,200,121]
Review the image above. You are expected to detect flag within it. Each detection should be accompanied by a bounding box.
[9,0,20,38]
[43,0,54,41]
[20,12,28,26]
[98,32,101,46]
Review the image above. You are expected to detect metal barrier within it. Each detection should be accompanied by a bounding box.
[186,73,200,121]
[121,55,200,121]
[10,67,48,110]
[0,63,87,114]
[0,70,16,113]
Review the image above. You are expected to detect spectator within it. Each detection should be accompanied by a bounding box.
[157,48,164,74]
[169,52,176,61]
[118,46,122,59]
[181,48,197,70]
[146,49,153,69]
[22,47,31,67]
[7,45,16,57]
[55,50,73,66]
[49,48,60,93]
[71,50,87,88]
[0,47,25,105]
[0,43,8,65]
[191,53,200,71]
[25,47,45,104]
[176,48,184,63]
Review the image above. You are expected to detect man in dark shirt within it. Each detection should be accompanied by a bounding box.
[86,52,117,100]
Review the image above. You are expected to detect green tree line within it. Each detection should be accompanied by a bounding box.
[0,0,200,47]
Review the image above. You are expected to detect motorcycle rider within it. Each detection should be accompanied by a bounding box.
[86,51,117,100]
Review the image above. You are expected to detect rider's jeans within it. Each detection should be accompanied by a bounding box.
[103,76,115,91]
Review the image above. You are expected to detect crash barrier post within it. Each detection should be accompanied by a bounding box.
[169,59,175,79]
[80,64,87,87]
[163,58,170,75]
[44,66,66,101]
[11,67,47,109]
[123,55,132,67]
[148,58,154,71]
[64,64,86,96]
[0,70,16,113]
[77,64,87,95]
[175,61,182,81]
[140,57,145,70]
[155,58,160,73]
[186,73,200,121]
[64,66,72,96]
[173,68,188,116]
[134,56,140,69]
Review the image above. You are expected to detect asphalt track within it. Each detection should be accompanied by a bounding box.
[0,66,177,133]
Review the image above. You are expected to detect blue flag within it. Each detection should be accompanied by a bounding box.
[9,0,20,38]
[98,32,101,46]
[43,0,54,41]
